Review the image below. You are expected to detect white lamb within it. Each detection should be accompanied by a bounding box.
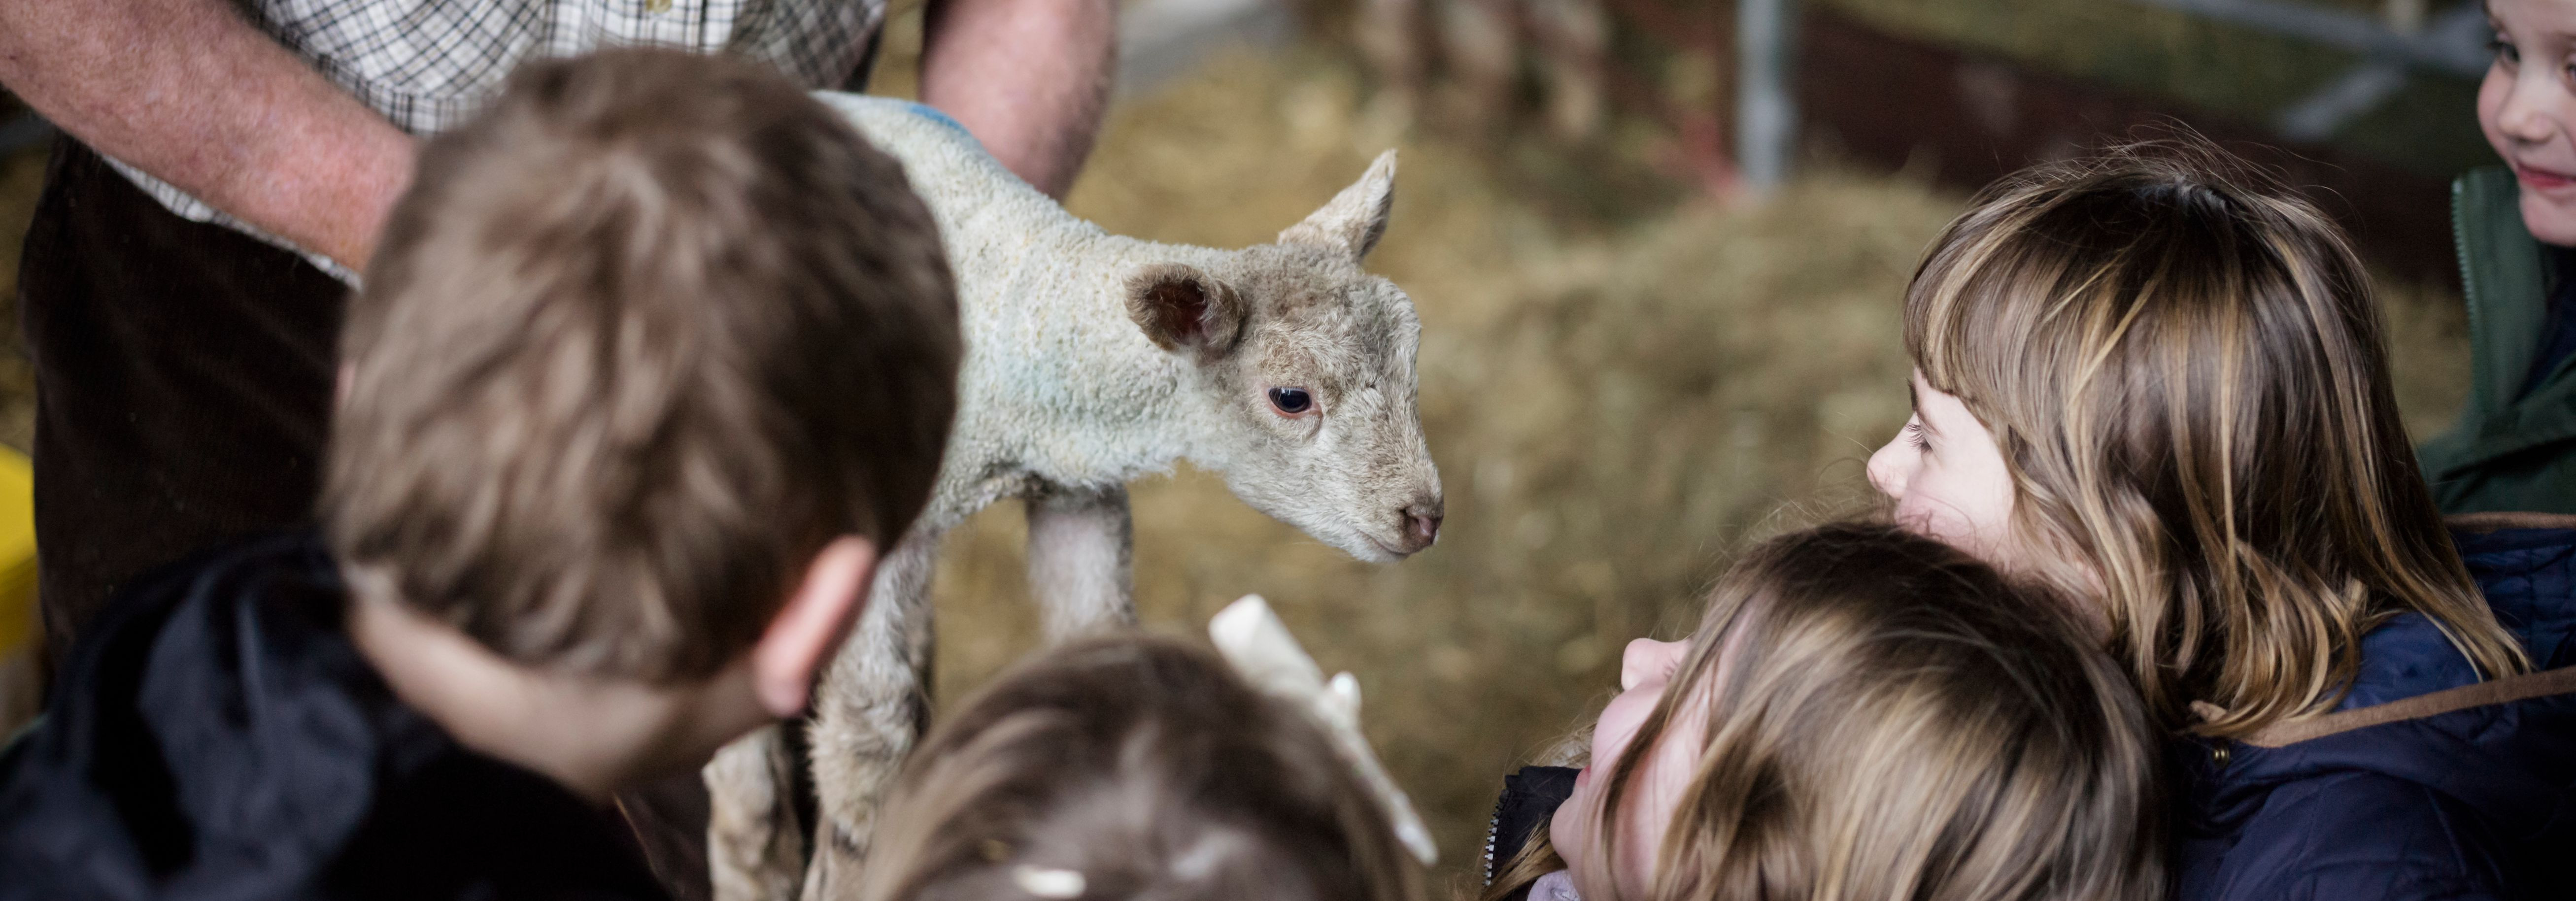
[703,94,1444,901]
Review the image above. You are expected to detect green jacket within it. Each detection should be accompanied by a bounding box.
[2420,167,2576,513]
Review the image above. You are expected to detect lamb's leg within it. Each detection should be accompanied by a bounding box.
[1025,485,1135,639]
[704,724,806,901]
[801,529,943,899]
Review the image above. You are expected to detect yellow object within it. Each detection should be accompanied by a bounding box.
[0,447,35,664]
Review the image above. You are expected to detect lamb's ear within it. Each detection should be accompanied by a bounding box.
[1125,263,1245,359]
[1279,150,1396,261]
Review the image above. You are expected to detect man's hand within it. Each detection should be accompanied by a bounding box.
[0,0,415,272]
[919,0,1117,200]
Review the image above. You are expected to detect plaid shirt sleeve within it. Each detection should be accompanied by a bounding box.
[106,0,887,284]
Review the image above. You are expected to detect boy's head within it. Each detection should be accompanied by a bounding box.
[2484,0,2576,244]
[855,635,1426,901]
[327,49,958,710]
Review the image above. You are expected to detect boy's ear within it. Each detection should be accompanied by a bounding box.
[1125,263,1244,360]
[750,536,878,718]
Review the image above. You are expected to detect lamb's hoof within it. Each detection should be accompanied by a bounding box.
[801,823,867,901]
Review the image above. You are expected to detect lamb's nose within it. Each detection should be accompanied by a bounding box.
[1398,498,1443,553]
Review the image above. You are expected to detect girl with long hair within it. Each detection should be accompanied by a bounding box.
[1869,142,2576,899]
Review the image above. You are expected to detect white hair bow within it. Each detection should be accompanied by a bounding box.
[1208,595,1438,866]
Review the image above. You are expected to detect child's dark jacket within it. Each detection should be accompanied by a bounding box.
[0,533,669,901]
[2421,168,2576,515]
[2173,516,2576,901]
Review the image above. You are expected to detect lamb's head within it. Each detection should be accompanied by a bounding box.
[1122,151,1442,563]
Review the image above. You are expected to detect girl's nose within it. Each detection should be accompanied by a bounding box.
[1620,638,1686,692]
[1867,441,1905,499]
[2498,75,2562,146]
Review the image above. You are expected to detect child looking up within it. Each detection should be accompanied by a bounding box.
[1483,523,2160,901]
[0,48,959,901]
[1869,143,2576,900]
[853,634,1427,901]
[2424,0,2576,512]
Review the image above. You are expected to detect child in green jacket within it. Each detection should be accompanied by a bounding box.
[2420,0,2576,512]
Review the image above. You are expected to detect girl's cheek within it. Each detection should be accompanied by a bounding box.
[2480,66,2512,152]
[1550,785,1601,875]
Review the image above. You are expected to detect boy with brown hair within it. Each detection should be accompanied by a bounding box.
[0,48,958,901]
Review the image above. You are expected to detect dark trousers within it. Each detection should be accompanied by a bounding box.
[19,138,344,665]
[18,137,715,901]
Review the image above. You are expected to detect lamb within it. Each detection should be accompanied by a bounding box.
[702,94,1445,901]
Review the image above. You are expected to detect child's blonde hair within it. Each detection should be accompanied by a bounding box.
[1490,523,2161,901]
[855,634,1426,901]
[1903,140,2525,735]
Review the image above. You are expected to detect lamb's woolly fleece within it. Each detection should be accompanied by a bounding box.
[817,93,1240,527]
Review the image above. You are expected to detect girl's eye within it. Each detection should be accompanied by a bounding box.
[1267,387,1314,415]
[2494,35,2521,67]
[1904,422,1931,451]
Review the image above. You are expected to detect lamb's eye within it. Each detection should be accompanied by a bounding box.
[1267,387,1314,415]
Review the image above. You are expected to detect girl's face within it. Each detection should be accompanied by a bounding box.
[1868,372,2020,565]
[2483,0,2576,245]
[1552,637,1707,899]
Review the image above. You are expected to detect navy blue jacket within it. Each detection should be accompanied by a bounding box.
[2174,518,2576,901]
[0,533,670,901]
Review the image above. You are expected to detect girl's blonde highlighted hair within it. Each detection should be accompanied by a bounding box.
[856,635,1425,901]
[1904,140,2526,736]
[1489,523,2163,901]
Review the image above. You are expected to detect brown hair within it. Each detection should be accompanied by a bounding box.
[1489,523,2162,901]
[326,48,960,680]
[856,634,1427,901]
[1903,140,2525,736]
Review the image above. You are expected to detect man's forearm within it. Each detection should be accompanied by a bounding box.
[919,0,1117,200]
[0,0,414,271]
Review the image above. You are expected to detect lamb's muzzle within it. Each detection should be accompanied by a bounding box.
[1397,496,1444,554]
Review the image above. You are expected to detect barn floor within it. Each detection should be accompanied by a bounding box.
[0,41,2474,893]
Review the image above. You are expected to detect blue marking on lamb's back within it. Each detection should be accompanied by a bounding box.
[897,100,973,141]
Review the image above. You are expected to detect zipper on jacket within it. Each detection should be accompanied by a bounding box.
[2456,175,2483,344]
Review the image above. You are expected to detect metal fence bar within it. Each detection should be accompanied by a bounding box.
[2276,60,2409,139]
[2121,0,2488,77]
[1117,0,1293,97]
[1737,0,1798,192]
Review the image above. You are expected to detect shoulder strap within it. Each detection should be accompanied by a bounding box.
[2446,511,2576,533]
[2202,667,2576,749]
